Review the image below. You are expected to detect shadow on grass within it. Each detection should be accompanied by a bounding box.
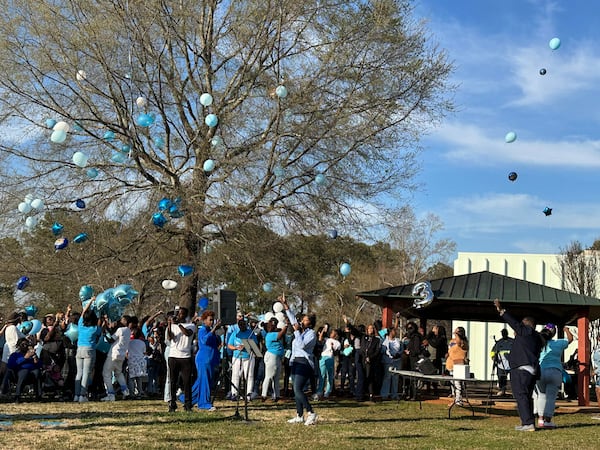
[351,434,428,440]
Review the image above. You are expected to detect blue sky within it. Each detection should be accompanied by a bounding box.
[411,0,600,255]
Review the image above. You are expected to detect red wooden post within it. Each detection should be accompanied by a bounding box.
[577,314,590,406]
[382,301,394,329]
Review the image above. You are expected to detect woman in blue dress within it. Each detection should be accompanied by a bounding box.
[192,310,221,410]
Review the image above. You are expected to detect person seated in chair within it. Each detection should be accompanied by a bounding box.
[7,338,42,402]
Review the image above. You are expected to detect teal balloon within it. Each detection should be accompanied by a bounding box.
[153,136,165,149]
[340,262,351,277]
[204,114,218,127]
[29,319,42,336]
[262,282,273,293]
[168,204,183,218]
[103,130,115,141]
[79,285,94,302]
[158,197,172,211]
[45,118,57,129]
[549,37,561,50]
[152,212,168,228]
[178,265,194,277]
[120,144,131,153]
[86,168,99,179]
[275,85,288,98]
[137,113,153,127]
[111,152,126,163]
[274,167,285,177]
[64,323,79,344]
[24,305,37,317]
[94,291,110,310]
[315,173,326,185]
[504,131,517,143]
[203,159,215,172]
[19,321,33,334]
[211,136,223,147]
[50,129,67,143]
[73,233,88,244]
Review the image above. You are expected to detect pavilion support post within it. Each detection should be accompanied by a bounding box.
[382,302,394,329]
[577,314,590,406]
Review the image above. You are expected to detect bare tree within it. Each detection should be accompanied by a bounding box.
[0,0,453,311]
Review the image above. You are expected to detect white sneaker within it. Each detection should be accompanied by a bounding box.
[101,394,116,402]
[287,415,304,424]
[122,390,130,399]
[304,412,318,426]
[78,396,89,403]
[73,396,80,402]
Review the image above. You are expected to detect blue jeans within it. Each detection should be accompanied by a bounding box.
[75,346,96,397]
[292,360,314,416]
[318,356,335,397]
[381,360,402,399]
[536,367,562,419]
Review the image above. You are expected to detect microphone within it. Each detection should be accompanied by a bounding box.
[493,335,495,340]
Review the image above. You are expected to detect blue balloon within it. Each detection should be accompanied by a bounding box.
[45,118,57,129]
[203,159,215,172]
[29,319,42,336]
[204,114,218,128]
[24,305,37,317]
[158,197,172,211]
[51,222,64,236]
[327,229,338,239]
[136,113,154,127]
[315,173,326,185]
[64,323,79,344]
[120,144,131,153]
[19,321,33,334]
[198,296,210,310]
[103,130,115,141]
[17,276,30,290]
[86,168,99,179]
[152,212,168,228]
[549,37,561,50]
[79,285,94,302]
[153,136,165,149]
[94,291,110,310]
[75,199,86,209]
[113,284,132,300]
[168,204,183,218]
[73,233,88,244]
[340,262,351,277]
[54,237,69,250]
[263,282,273,293]
[111,152,126,163]
[505,131,517,143]
[178,265,194,277]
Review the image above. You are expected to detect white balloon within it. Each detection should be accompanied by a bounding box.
[72,151,89,168]
[24,194,34,204]
[272,301,284,313]
[25,216,38,228]
[18,202,32,214]
[53,121,70,133]
[276,320,286,330]
[161,279,178,290]
[76,70,86,81]
[200,93,213,106]
[264,312,275,322]
[136,96,147,108]
[275,312,286,323]
[31,198,44,210]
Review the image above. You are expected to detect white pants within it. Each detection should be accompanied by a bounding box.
[230,356,255,397]
[261,352,282,398]
[103,357,127,395]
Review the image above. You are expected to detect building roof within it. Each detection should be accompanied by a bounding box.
[357,270,600,325]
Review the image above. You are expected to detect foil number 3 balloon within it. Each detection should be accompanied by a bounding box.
[412,281,435,309]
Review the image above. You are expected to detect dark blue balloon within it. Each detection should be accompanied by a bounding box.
[198,296,209,310]
[75,199,86,209]
[54,237,69,250]
[152,212,168,228]
[51,222,64,236]
[327,229,338,239]
[17,276,30,290]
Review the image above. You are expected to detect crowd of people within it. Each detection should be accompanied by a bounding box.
[0,296,589,431]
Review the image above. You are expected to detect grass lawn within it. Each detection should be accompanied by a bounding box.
[0,397,599,449]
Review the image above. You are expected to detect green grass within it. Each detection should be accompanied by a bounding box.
[0,397,598,449]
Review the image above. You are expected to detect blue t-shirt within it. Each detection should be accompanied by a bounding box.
[265,331,284,357]
[228,328,256,359]
[77,316,100,348]
[539,338,569,370]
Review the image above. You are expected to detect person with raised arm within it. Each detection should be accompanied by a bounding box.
[281,294,318,426]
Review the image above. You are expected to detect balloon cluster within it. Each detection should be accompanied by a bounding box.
[18,194,45,230]
[48,119,71,144]
[152,197,184,228]
[262,300,287,330]
[80,284,139,322]
[18,319,42,336]
[51,222,88,251]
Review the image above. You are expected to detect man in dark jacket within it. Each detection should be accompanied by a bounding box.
[494,299,543,431]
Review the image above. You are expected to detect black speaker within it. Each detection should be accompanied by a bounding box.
[209,289,237,325]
